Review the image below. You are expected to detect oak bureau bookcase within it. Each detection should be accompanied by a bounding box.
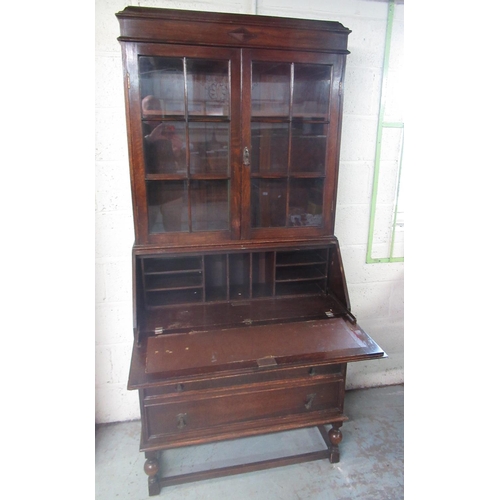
[116,6,385,496]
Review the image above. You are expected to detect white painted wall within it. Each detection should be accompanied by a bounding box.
[95,0,404,424]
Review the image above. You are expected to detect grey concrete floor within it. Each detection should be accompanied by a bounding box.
[95,385,403,499]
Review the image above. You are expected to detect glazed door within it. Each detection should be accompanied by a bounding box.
[124,44,345,245]
[125,43,242,245]
[240,49,345,240]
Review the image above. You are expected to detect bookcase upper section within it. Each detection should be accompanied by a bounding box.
[117,7,350,247]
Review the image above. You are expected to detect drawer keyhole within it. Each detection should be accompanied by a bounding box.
[304,393,317,410]
[177,413,187,429]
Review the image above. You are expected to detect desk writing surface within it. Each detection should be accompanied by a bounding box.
[144,318,385,376]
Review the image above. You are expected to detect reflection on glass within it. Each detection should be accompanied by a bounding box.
[147,181,189,233]
[191,180,229,231]
[289,178,324,227]
[251,123,289,174]
[251,179,287,228]
[290,122,327,174]
[189,123,229,175]
[293,64,331,119]
[142,122,186,174]
[187,59,229,116]
[139,57,185,116]
[251,62,291,117]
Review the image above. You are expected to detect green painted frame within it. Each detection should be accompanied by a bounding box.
[366,0,404,264]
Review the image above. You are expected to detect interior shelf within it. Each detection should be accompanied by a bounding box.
[146,273,203,290]
[141,114,230,122]
[275,281,326,296]
[276,249,327,266]
[143,256,202,274]
[275,265,327,282]
[146,289,204,307]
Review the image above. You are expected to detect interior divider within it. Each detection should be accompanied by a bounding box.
[201,254,206,302]
[225,254,230,301]
[141,258,148,309]
[250,253,254,298]
[272,251,277,297]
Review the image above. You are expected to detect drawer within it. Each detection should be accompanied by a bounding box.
[144,379,343,440]
[143,363,344,400]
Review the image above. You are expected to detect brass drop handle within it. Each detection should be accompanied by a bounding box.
[243,146,250,167]
[304,393,317,410]
[177,413,187,429]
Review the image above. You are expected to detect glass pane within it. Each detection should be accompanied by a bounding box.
[293,64,331,119]
[251,123,289,174]
[186,59,229,116]
[251,179,287,228]
[139,57,185,117]
[251,62,290,117]
[290,122,327,174]
[289,178,324,227]
[142,122,187,174]
[189,123,229,175]
[147,181,189,233]
[191,180,229,231]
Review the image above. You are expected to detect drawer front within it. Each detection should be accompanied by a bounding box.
[143,363,344,399]
[145,379,342,439]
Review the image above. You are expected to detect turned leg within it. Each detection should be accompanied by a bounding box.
[144,451,161,496]
[328,423,343,464]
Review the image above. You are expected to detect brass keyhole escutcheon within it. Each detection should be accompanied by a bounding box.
[304,393,317,410]
[177,413,187,429]
[243,147,250,166]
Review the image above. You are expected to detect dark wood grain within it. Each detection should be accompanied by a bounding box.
[145,318,383,375]
[117,7,351,53]
[116,7,385,496]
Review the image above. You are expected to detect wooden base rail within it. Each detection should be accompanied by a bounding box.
[144,424,343,496]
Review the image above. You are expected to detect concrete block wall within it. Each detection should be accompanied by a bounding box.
[95,0,404,424]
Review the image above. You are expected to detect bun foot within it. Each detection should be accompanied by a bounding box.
[144,454,161,496]
[328,425,343,463]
